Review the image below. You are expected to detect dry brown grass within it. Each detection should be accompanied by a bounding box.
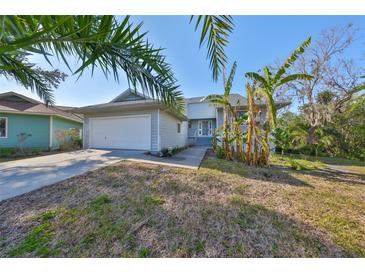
[0,153,364,258]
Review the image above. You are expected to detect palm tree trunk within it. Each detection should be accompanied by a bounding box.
[223,105,230,160]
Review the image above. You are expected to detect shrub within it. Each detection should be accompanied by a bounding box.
[159,146,187,157]
[159,148,169,157]
[214,145,224,159]
[0,147,16,157]
[56,128,82,151]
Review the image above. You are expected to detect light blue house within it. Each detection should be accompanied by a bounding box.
[0,92,83,150]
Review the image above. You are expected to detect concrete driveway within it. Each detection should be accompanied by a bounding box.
[0,147,207,202]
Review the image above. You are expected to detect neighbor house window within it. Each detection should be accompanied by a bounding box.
[0,117,7,138]
[177,123,181,133]
[188,121,192,128]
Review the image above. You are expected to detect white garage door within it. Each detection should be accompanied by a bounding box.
[90,114,151,150]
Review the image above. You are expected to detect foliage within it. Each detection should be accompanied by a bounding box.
[243,38,312,165]
[282,24,365,148]
[214,145,224,159]
[0,147,16,157]
[204,62,238,160]
[245,37,312,129]
[16,132,32,154]
[275,96,365,160]
[0,15,183,112]
[55,128,82,151]
[159,146,187,157]
[190,16,234,81]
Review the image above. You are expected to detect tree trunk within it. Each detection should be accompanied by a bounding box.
[223,105,230,160]
[307,126,317,145]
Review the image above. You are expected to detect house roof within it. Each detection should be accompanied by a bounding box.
[0,92,83,123]
[187,93,290,110]
[110,88,150,103]
[76,89,187,121]
[186,93,247,106]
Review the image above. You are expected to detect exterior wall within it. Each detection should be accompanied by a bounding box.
[188,120,198,137]
[187,102,216,119]
[51,116,83,149]
[83,109,159,152]
[159,110,188,149]
[0,113,50,149]
[217,108,224,128]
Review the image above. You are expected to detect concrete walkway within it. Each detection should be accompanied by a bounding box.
[0,147,207,202]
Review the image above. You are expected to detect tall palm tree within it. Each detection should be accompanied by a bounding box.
[203,61,237,160]
[0,16,184,112]
[245,37,313,164]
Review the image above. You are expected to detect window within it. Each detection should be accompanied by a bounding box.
[177,123,181,133]
[0,117,7,138]
[188,121,192,128]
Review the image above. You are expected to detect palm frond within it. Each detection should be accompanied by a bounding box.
[0,15,183,112]
[190,15,234,81]
[245,72,269,90]
[275,73,313,88]
[256,89,277,128]
[203,94,226,106]
[224,61,237,97]
[0,54,55,104]
[272,37,311,85]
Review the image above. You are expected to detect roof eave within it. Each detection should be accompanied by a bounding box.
[0,109,83,123]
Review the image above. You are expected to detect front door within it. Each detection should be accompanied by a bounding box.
[198,120,212,136]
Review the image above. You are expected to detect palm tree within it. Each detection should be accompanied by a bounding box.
[0,16,184,112]
[245,37,313,164]
[203,62,237,160]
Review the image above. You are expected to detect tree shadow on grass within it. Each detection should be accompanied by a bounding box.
[0,160,363,257]
[297,167,365,187]
[280,153,365,167]
[201,158,314,188]
[151,198,356,257]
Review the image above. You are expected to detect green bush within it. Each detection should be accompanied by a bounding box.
[159,148,169,157]
[214,146,224,159]
[0,148,16,157]
[56,128,82,151]
[159,146,187,157]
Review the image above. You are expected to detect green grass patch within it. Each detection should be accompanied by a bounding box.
[8,209,59,257]
[271,155,325,170]
[138,247,151,258]
[90,194,112,209]
[144,195,165,206]
[201,159,247,176]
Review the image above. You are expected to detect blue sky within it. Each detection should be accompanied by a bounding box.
[1,16,364,109]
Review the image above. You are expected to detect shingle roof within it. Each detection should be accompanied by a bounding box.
[185,94,247,106]
[185,93,290,109]
[0,92,83,123]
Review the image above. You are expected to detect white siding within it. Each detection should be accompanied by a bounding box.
[159,110,188,149]
[83,109,159,151]
[187,102,216,119]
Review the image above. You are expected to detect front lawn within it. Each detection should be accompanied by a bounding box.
[0,153,364,257]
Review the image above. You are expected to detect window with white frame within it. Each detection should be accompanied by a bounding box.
[177,123,181,133]
[0,117,7,138]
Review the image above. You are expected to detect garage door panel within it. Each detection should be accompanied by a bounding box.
[90,115,151,150]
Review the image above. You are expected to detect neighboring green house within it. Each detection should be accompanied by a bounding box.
[0,92,83,151]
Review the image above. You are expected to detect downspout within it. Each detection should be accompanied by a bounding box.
[49,115,53,150]
[157,109,161,152]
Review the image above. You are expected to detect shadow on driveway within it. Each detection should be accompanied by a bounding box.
[0,147,207,202]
